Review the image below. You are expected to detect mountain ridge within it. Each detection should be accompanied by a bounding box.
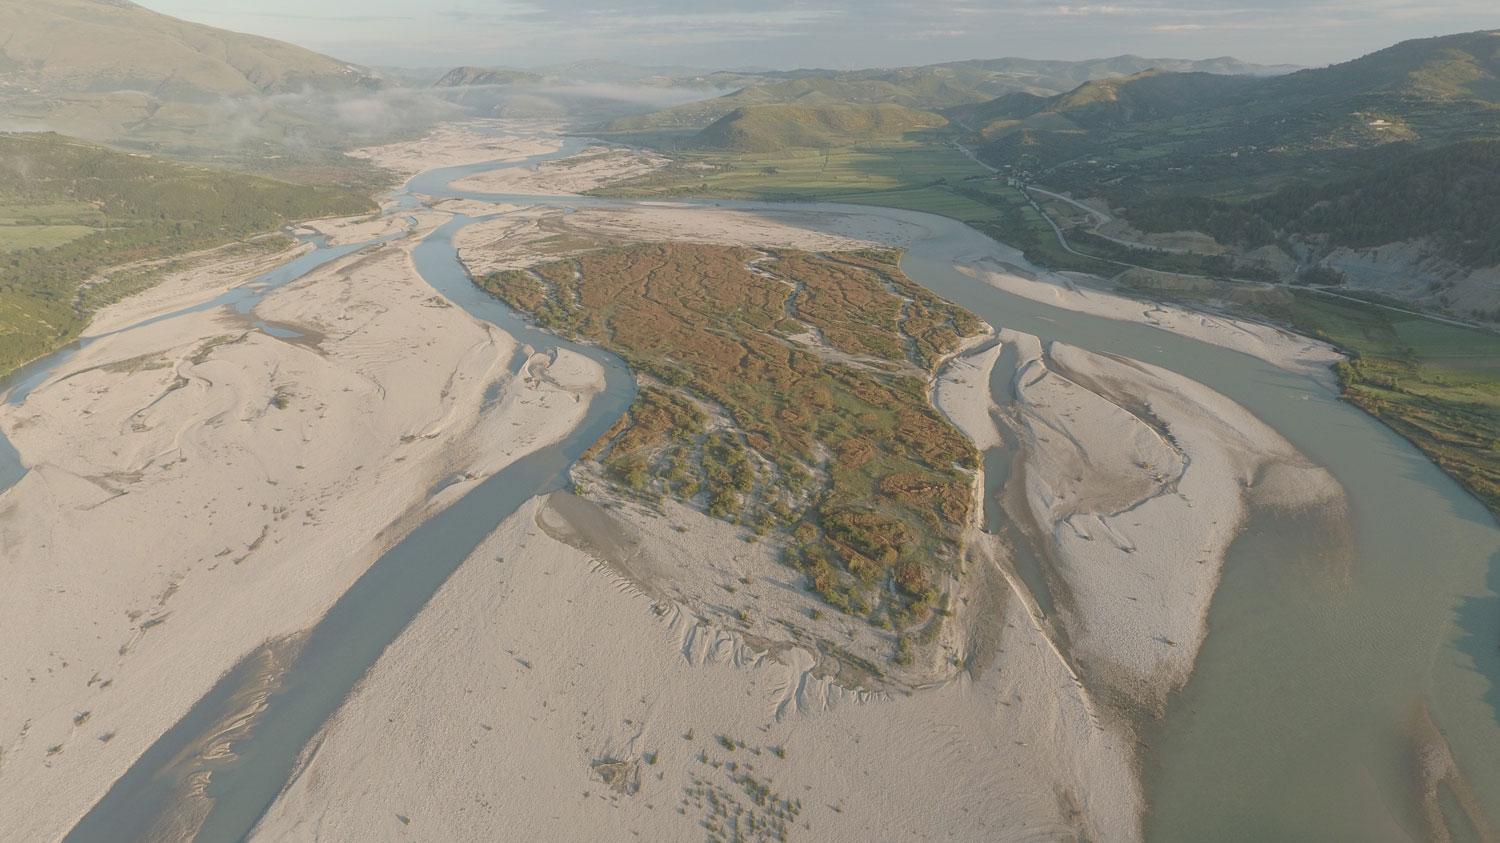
[0,0,377,98]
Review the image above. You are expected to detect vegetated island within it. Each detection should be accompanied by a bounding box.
[482,241,987,658]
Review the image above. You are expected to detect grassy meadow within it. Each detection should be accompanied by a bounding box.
[1290,295,1500,513]
[599,137,997,212]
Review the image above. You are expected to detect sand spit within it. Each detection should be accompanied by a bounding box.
[0,228,602,841]
[347,121,563,183]
[251,494,1141,842]
[451,145,669,195]
[957,261,1342,389]
[454,204,879,278]
[294,209,443,247]
[85,210,447,339]
[938,330,1345,714]
[1407,701,1498,842]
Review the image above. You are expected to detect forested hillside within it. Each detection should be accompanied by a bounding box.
[1116,140,1500,266]
[0,0,450,180]
[690,104,947,152]
[0,133,373,376]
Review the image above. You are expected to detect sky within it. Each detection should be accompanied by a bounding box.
[137,0,1499,70]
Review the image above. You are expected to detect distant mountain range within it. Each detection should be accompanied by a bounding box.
[596,55,1299,136]
[0,2,1308,169]
[7,0,1494,305]
[431,67,545,88]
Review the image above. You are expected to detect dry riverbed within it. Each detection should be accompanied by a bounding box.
[0,204,602,840]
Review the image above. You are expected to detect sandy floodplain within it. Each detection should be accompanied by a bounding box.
[346,120,565,184]
[452,203,882,279]
[956,259,1342,389]
[251,492,1140,842]
[450,144,669,195]
[0,207,602,841]
[252,316,1342,842]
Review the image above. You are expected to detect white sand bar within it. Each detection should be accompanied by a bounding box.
[0,221,601,841]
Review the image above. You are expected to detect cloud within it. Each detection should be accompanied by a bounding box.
[1050,5,1151,16]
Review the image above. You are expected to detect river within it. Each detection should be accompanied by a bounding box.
[2,130,1490,840]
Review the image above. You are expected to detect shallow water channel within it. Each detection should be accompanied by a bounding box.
[2,132,1489,840]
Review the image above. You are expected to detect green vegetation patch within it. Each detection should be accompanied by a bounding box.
[481,242,984,624]
[0,132,372,379]
[1274,294,1500,516]
[1133,278,1500,520]
[690,103,948,153]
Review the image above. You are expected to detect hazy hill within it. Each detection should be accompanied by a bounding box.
[432,67,544,88]
[599,78,915,134]
[1122,139,1500,267]
[535,60,727,85]
[0,0,375,98]
[953,71,1258,137]
[428,61,759,91]
[689,103,947,152]
[1269,29,1500,101]
[851,55,1294,98]
[0,0,459,180]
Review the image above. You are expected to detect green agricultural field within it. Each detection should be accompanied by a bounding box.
[0,224,97,252]
[1211,289,1500,517]
[598,140,999,216]
[599,140,1150,275]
